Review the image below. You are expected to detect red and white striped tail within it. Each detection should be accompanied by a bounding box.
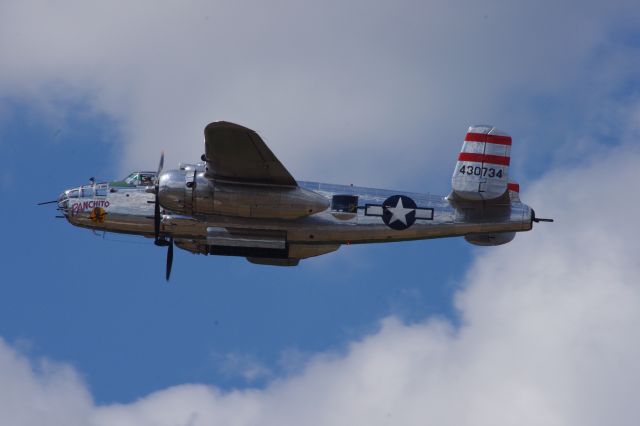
[451,125,511,201]
[507,182,520,202]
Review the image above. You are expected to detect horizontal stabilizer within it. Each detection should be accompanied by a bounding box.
[452,125,511,201]
[508,182,520,202]
[465,232,516,246]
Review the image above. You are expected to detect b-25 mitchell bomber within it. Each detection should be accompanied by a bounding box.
[44,121,552,280]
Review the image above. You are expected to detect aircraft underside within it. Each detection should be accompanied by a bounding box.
[63,180,533,266]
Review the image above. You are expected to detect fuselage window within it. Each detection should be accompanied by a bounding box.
[331,195,358,213]
[81,186,94,198]
[95,184,108,197]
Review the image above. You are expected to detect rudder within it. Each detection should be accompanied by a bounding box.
[451,125,511,201]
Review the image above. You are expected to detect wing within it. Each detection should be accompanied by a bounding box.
[204,121,297,186]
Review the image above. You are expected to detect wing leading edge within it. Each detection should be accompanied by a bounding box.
[204,121,297,187]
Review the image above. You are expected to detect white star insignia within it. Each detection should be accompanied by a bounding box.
[387,197,414,225]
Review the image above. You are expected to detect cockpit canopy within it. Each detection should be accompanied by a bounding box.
[121,171,157,187]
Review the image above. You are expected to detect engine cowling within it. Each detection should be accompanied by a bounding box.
[158,170,329,219]
[464,232,515,246]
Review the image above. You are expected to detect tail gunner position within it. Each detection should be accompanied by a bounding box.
[44,122,552,280]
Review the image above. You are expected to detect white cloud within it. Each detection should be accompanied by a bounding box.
[1,136,639,425]
[210,352,272,383]
[0,339,93,425]
[2,0,639,187]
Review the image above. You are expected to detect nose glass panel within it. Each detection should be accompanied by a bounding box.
[57,192,68,209]
[57,188,79,210]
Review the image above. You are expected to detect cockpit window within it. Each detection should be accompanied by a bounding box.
[68,189,79,198]
[123,173,140,185]
[122,172,156,186]
[139,173,155,186]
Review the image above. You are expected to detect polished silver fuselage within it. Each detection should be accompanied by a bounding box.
[60,178,532,258]
[56,121,538,267]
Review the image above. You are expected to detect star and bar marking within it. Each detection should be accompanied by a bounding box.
[365,195,433,230]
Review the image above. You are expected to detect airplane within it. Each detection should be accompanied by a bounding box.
[40,121,552,280]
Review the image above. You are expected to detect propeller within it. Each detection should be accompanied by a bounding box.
[154,151,165,245]
[166,238,174,281]
[152,151,175,281]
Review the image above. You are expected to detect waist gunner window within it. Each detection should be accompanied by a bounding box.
[331,195,358,213]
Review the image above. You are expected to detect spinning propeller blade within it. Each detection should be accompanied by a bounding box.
[152,151,174,281]
[166,238,174,281]
[154,151,164,244]
[157,151,164,176]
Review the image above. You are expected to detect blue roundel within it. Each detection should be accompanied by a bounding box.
[382,195,417,230]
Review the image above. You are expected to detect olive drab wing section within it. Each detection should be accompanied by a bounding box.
[203,121,298,187]
[451,125,511,201]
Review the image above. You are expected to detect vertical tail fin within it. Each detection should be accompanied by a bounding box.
[451,125,511,201]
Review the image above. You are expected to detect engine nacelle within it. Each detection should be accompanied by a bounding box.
[158,170,329,219]
[464,232,515,246]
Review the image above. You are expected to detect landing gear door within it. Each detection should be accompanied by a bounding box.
[184,170,196,214]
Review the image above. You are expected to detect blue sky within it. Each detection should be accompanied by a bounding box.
[1,1,640,424]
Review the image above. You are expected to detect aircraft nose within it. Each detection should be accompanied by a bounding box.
[57,190,73,214]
